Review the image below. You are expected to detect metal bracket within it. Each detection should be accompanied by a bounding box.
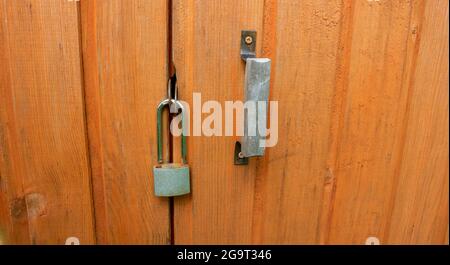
[235,30,256,165]
[240,30,256,61]
[234,141,249,165]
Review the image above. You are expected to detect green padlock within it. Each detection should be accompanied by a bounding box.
[153,98,190,197]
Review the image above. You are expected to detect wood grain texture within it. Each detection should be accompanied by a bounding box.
[326,0,420,244]
[172,0,265,244]
[251,0,344,244]
[0,0,447,245]
[173,0,448,244]
[326,0,448,244]
[80,0,170,244]
[0,0,95,244]
[385,0,448,244]
[173,0,343,244]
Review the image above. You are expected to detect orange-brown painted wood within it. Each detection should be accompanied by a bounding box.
[0,0,447,245]
[80,0,170,244]
[325,0,448,244]
[172,0,265,244]
[172,0,448,244]
[385,0,448,243]
[0,0,95,244]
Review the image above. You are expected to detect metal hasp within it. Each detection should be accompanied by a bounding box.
[240,30,257,60]
[235,30,271,165]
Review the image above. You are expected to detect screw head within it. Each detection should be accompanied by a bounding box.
[238,152,245,159]
[244,36,253,45]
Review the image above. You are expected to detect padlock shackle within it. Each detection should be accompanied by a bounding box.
[156,99,187,164]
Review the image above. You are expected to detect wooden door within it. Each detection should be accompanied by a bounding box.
[172,0,449,244]
[0,0,95,244]
[0,0,170,244]
[0,0,448,245]
[79,0,170,245]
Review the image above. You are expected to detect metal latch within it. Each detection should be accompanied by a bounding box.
[235,30,272,165]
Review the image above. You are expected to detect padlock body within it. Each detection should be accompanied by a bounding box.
[153,163,190,197]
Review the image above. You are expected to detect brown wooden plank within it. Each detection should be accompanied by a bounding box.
[326,0,448,244]
[325,0,417,244]
[0,0,95,244]
[173,0,448,244]
[385,0,449,244]
[172,0,344,244]
[446,225,449,245]
[80,0,170,244]
[172,0,264,244]
[251,0,345,244]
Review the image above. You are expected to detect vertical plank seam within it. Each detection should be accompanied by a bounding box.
[78,0,109,244]
[76,0,97,245]
[168,0,176,246]
[251,0,278,244]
